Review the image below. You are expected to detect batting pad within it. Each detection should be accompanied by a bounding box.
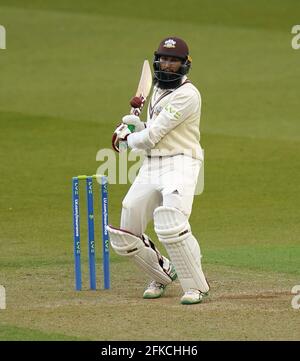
[107,225,174,285]
[153,206,209,293]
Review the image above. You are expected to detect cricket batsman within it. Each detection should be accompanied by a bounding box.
[107,37,210,305]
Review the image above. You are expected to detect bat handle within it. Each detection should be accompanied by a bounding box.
[128,95,146,132]
[130,95,146,116]
[131,107,141,116]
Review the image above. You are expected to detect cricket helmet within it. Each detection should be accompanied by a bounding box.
[153,37,192,88]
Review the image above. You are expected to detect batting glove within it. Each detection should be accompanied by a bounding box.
[112,123,132,152]
[122,115,146,133]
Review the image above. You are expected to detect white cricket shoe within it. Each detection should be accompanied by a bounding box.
[180,289,208,305]
[143,281,166,299]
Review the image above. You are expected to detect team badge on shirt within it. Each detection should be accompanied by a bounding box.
[154,105,163,117]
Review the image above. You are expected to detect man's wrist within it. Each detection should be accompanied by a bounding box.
[127,133,134,149]
[127,129,154,150]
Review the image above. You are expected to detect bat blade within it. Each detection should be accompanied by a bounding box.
[130,60,152,117]
[135,60,152,99]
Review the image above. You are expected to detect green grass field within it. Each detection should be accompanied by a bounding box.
[0,0,299,340]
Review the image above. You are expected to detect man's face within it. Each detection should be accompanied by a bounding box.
[159,56,182,73]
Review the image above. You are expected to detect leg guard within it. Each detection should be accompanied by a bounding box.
[107,225,176,285]
[153,206,209,293]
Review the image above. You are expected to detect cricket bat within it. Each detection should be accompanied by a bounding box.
[128,60,152,131]
[112,60,152,152]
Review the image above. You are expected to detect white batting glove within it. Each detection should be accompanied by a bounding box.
[122,115,146,133]
[112,123,132,152]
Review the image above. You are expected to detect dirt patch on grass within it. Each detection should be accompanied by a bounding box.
[0,262,299,340]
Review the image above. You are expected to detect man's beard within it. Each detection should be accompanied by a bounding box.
[153,70,183,89]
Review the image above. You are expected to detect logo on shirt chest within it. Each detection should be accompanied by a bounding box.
[153,105,163,117]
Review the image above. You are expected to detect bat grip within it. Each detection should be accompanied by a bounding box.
[128,95,146,131]
[130,95,146,116]
[131,107,141,116]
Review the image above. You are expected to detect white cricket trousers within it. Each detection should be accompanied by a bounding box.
[120,154,201,235]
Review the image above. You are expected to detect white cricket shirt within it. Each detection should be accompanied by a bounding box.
[127,77,203,160]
